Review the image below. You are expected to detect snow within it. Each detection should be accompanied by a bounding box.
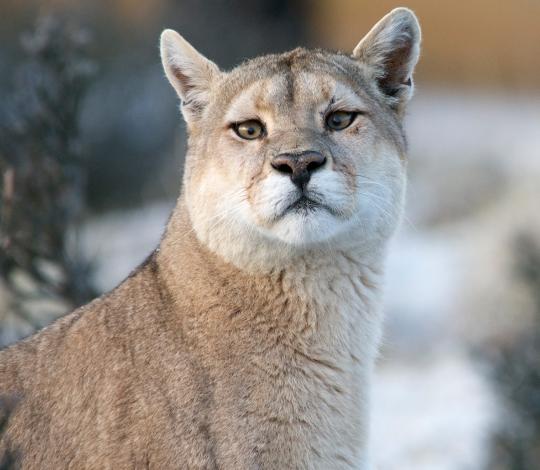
[372,351,495,470]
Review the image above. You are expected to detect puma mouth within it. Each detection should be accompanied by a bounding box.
[286,195,320,213]
[281,193,340,218]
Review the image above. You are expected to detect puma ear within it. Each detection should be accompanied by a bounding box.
[160,29,220,123]
[353,8,421,111]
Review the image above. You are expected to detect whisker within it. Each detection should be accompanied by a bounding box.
[357,190,417,231]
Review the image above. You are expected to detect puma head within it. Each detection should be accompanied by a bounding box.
[160,8,421,267]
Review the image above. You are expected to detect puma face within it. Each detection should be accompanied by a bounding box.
[160,8,421,262]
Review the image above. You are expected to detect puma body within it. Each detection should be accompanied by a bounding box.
[0,8,421,469]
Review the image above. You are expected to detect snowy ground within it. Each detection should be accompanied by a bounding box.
[77,89,540,468]
[372,351,495,470]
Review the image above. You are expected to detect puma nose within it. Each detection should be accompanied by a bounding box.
[271,151,327,189]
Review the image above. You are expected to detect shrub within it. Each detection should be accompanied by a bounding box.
[0,15,96,346]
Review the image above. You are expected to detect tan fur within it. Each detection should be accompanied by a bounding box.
[0,8,420,469]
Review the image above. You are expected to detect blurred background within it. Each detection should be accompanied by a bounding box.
[1,1,539,468]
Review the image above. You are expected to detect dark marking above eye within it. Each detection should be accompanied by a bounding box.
[284,70,295,105]
[321,96,337,117]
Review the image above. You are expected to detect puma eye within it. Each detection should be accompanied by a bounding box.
[326,111,357,131]
[233,120,265,140]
